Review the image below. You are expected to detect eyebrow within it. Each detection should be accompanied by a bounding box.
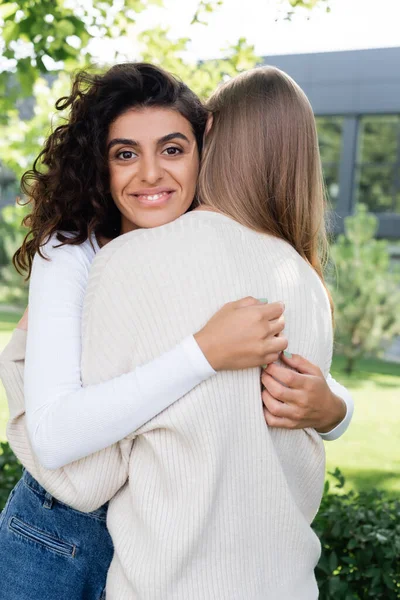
[107,132,190,152]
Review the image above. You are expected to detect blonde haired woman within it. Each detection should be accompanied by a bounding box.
[19,65,341,599]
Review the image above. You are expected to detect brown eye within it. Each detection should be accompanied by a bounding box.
[162,147,182,156]
[117,150,136,160]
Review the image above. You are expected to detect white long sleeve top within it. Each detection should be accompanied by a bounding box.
[21,231,352,471]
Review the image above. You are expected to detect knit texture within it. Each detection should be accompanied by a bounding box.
[81,210,332,599]
[0,330,131,512]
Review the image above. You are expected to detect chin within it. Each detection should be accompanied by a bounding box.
[134,202,193,229]
[133,209,182,230]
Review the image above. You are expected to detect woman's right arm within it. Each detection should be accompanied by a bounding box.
[24,239,287,470]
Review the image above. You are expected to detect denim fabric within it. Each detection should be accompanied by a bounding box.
[0,470,113,600]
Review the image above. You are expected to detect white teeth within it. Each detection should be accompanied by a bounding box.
[138,192,168,201]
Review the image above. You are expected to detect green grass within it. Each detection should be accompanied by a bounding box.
[0,307,399,494]
[326,355,400,495]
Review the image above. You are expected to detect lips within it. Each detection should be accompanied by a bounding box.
[131,187,175,206]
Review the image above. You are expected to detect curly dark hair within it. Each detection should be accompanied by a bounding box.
[14,62,208,277]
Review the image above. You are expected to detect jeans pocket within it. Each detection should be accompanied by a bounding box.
[8,516,77,558]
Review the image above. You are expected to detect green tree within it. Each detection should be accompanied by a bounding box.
[329,204,400,374]
[0,0,162,107]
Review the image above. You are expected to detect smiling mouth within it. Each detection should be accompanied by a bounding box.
[132,190,175,205]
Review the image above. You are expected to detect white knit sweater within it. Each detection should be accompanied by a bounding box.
[76,210,332,599]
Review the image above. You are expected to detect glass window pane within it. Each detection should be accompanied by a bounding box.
[316,117,343,164]
[395,190,400,214]
[358,115,400,164]
[356,165,395,213]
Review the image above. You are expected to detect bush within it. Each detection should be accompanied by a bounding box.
[329,204,400,374]
[314,469,400,599]
[0,441,23,510]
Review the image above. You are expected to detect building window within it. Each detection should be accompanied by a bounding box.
[355,115,400,214]
[316,117,343,208]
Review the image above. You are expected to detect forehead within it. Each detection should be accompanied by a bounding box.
[107,107,194,141]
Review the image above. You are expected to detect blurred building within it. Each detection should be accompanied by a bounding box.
[0,165,18,210]
[266,46,400,241]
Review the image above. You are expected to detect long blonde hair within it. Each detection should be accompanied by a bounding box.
[198,66,331,309]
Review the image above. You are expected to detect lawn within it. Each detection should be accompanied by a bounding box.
[327,354,400,495]
[0,308,399,494]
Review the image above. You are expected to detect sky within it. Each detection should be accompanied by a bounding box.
[2,0,399,70]
[125,0,400,60]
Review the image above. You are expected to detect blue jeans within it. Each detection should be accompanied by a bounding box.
[0,470,113,600]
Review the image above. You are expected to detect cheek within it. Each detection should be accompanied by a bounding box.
[108,166,118,195]
[181,159,200,199]
[109,167,128,203]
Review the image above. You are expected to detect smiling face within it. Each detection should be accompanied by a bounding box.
[107,107,200,233]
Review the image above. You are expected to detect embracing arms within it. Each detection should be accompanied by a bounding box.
[23,240,287,470]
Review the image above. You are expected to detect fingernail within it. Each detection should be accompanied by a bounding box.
[283,350,292,358]
[258,298,268,303]
[261,364,267,369]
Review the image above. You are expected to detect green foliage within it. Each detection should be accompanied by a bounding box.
[0,441,23,510]
[283,0,330,20]
[139,27,259,100]
[329,204,400,374]
[288,0,329,8]
[314,469,400,599]
[0,73,70,181]
[0,204,29,307]
[0,0,160,106]
[191,1,224,25]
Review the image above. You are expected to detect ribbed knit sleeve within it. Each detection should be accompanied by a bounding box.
[0,329,130,512]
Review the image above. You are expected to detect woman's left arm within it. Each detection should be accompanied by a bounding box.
[261,353,354,440]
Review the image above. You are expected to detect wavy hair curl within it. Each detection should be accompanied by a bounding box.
[14,63,207,277]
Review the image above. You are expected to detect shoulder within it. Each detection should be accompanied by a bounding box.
[87,213,235,283]
[88,216,197,269]
[30,233,96,288]
[32,233,96,271]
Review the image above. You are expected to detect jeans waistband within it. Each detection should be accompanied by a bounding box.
[22,470,109,520]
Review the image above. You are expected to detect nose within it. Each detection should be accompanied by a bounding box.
[139,153,163,185]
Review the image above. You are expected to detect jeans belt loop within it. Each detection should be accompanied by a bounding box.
[43,492,54,509]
